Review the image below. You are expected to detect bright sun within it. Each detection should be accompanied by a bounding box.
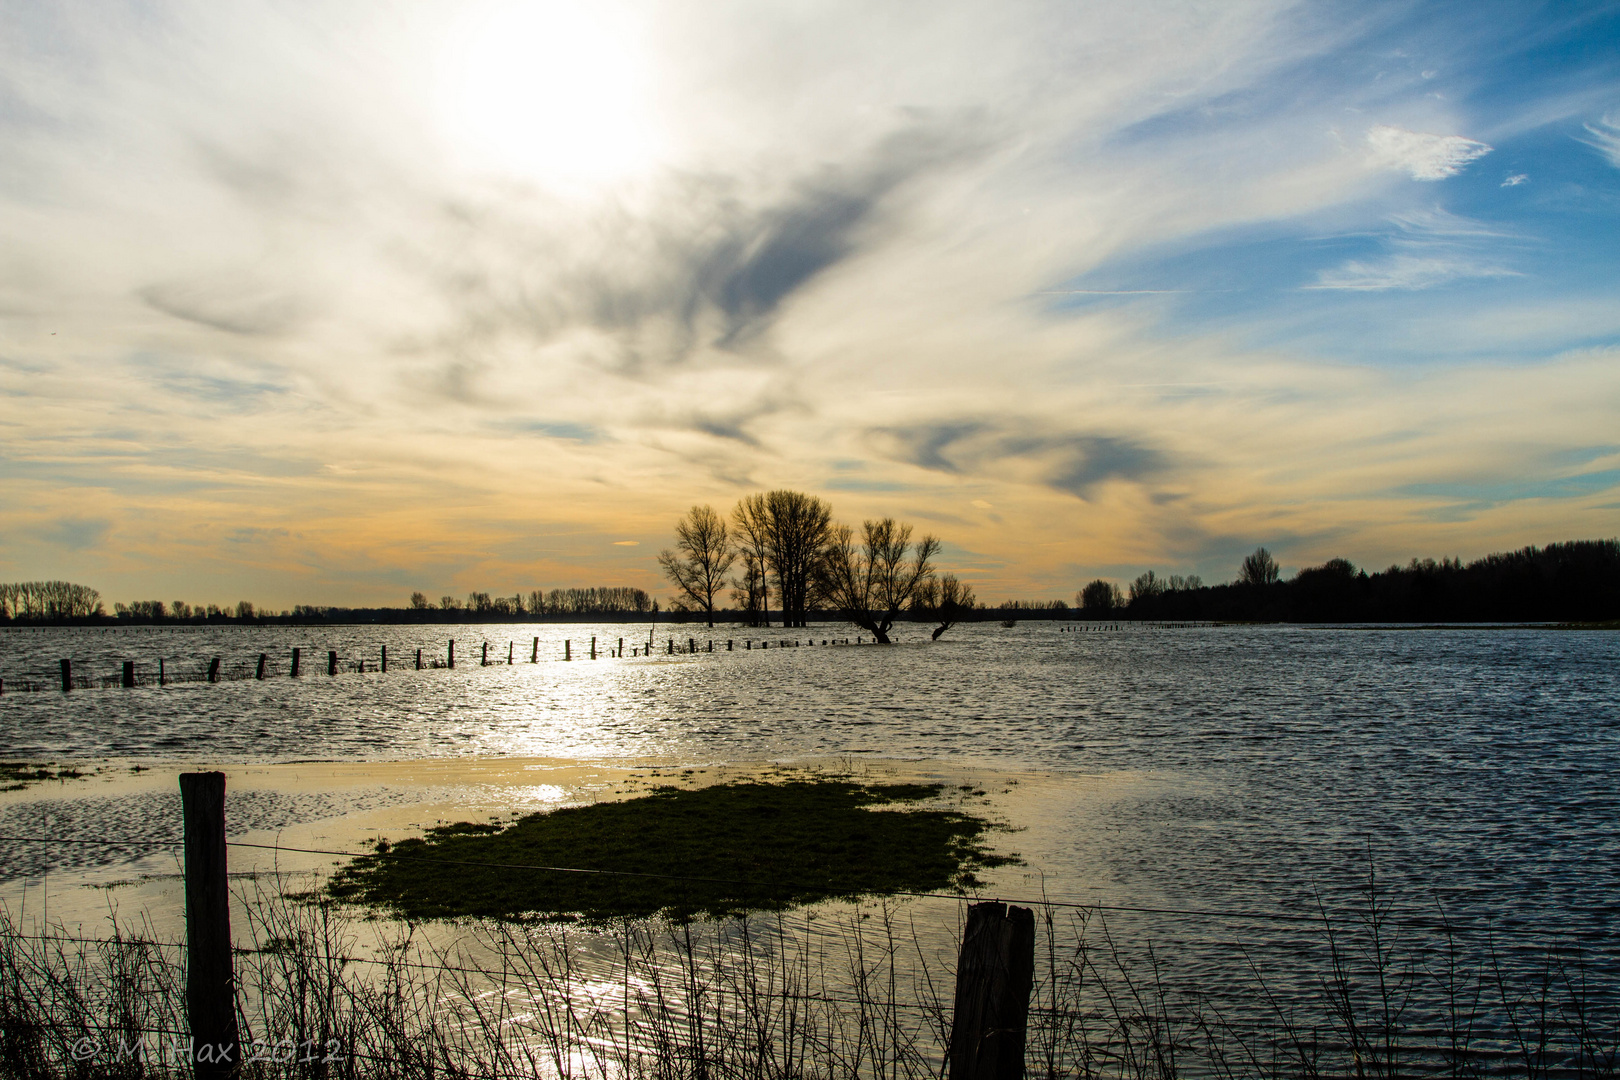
[442,1,659,187]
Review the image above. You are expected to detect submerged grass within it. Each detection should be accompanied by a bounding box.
[326,778,1014,922]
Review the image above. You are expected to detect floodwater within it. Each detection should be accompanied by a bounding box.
[3,620,1618,1064]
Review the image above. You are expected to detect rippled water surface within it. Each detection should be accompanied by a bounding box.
[4,620,1619,1045]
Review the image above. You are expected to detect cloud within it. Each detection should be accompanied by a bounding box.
[42,517,112,551]
[1365,125,1491,180]
[141,278,305,336]
[1578,118,1620,168]
[1501,173,1528,187]
[1309,254,1518,291]
[875,421,1165,499]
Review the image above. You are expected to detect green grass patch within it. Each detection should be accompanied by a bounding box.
[326,779,1014,923]
[0,762,85,792]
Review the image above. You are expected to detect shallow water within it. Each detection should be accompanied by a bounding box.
[3,620,1619,1058]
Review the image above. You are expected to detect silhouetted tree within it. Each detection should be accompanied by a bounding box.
[1078,579,1123,617]
[817,518,939,644]
[731,495,773,626]
[732,490,832,627]
[1129,571,1166,604]
[1240,547,1280,586]
[409,592,430,610]
[658,505,736,627]
[931,573,976,640]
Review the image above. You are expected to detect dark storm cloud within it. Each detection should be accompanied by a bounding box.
[875,420,1167,499]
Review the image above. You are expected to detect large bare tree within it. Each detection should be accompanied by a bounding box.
[763,490,833,627]
[731,490,832,627]
[817,518,940,644]
[730,494,773,626]
[658,505,736,626]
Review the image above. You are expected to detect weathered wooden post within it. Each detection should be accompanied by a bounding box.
[591,636,597,660]
[290,648,300,677]
[667,638,674,655]
[381,645,387,673]
[707,640,713,653]
[727,639,733,651]
[60,659,71,692]
[688,637,695,653]
[122,661,136,688]
[507,641,514,664]
[481,642,489,667]
[326,651,337,676]
[532,637,539,663]
[618,637,624,658]
[179,772,240,1079]
[255,654,267,680]
[160,658,167,686]
[207,658,221,683]
[448,640,455,668]
[747,640,752,650]
[565,639,572,661]
[415,648,423,670]
[947,902,1035,1080]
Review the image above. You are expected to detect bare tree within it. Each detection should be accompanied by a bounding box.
[930,573,976,640]
[658,505,736,627]
[730,495,773,626]
[1240,546,1281,586]
[761,490,833,627]
[1078,579,1123,617]
[817,518,940,644]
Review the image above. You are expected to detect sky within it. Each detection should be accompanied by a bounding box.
[2,0,1619,609]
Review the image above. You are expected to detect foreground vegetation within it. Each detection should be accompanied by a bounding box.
[3,879,1617,1079]
[326,779,1011,922]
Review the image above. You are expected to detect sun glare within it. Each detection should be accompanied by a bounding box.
[442,1,658,188]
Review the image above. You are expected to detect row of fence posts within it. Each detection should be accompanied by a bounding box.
[39,635,878,694]
[175,770,1033,1079]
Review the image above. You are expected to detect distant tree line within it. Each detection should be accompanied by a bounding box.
[0,581,103,620]
[1077,539,1620,623]
[407,587,654,617]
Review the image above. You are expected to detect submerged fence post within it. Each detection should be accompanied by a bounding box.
[207,658,221,683]
[122,661,136,688]
[448,640,455,669]
[591,636,597,660]
[565,639,571,661]
[481,642,488,667]
[381,645,387,673]
[60,659,71,692]
[255,654,267,680]
[327,651,337,676]
[947,901,1035,1080]
[618,636,624,658]
[415,648,422,670]
[507,642,513,665]
[290,648,300,678]
[160,658,167,686]
[532,637,539,663]
[179,771,240,1079]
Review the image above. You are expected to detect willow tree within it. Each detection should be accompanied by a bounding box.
[733,489,832,628]
[818,518,940,644]
[659,505,736,626]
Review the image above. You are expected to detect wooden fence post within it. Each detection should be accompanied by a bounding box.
[160,658,167,686]
[179,772,240,1078]
[481,642,488,667]
[60,659,71,692]
[327,651,337,676]
[123,661,136,688]
[532,637,539,663]
[255,654,267,680]
[507,642,513,664]
[415,648,422,670]
[381,645,387,673]
[290,648,299,678]
[947,902,1035,1080]
[591,636,597,660]
[207,658,221,683]
[448,640,455,669]
[565,639,572,661]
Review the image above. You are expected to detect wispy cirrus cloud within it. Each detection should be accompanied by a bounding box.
[1309,254,1519,291]
[1365,124,1492,181]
